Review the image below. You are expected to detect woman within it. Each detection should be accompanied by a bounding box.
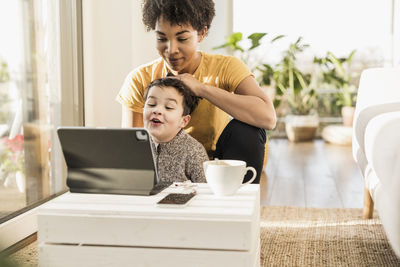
[116,0,276,183]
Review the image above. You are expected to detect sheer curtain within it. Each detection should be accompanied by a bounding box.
[0,0,82,250]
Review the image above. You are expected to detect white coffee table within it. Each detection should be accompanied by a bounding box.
[37,183,260,267]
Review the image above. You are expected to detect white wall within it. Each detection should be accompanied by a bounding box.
[393,0,400,66]
[82,0,233,127]
[82,0,156,127]
[199,0,233,53]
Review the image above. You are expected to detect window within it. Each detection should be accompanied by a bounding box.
[233,0,394,66]
[0,0,83,250]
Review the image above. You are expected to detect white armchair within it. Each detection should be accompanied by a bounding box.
[352,68,400,257]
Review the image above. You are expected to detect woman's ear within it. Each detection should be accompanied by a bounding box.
[180,114,191,128]
[198,27,207,43]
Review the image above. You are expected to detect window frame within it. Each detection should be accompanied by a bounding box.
[0,0,83,251]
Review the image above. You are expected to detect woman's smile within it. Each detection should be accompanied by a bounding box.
[167,57,183,67]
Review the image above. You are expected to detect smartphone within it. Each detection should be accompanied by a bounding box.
[156,192,196,208]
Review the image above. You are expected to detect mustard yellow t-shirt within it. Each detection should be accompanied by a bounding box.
[116,51,252,154]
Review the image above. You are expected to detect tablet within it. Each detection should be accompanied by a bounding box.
[57,127,158,195]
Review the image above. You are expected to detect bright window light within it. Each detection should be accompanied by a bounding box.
[233,0,392,65]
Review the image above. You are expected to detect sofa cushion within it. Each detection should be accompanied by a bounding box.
[352,68,400,176]
[364,111,400,188]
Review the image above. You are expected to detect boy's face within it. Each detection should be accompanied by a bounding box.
[143,85,190,143]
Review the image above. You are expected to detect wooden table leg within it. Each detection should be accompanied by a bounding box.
[363,187,374,219]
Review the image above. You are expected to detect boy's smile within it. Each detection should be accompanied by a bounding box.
[150,117,162,125]
[143,85,190,143]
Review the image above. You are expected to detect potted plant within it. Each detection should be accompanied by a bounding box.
[314,50,357,126]
[272,37,319,142]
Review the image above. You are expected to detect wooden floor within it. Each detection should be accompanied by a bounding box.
[260,138,364,208]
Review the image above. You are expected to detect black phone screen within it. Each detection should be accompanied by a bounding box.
[156,193,196,205]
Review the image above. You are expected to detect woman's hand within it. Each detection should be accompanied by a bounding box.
[175,74,206,97]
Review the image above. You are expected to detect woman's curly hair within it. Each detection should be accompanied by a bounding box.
[142,0,215,32]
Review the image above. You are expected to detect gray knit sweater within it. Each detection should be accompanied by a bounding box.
[151,129,208,183]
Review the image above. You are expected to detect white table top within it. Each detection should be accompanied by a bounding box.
[39,183,260,220]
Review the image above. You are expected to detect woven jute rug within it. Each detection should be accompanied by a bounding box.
[6,206,400,267]
[260,206,400,267]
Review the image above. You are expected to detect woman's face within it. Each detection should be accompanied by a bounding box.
[155,16,205,74]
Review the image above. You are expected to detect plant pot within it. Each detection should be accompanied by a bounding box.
[285,114,319,142]
[341,106,355,127]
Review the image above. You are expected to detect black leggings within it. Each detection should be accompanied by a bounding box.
[213,119,266,184]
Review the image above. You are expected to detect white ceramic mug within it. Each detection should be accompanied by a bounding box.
[203,159,257,196]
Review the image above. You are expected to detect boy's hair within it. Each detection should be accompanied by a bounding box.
[142,0,215,33]
[144,77,200,115]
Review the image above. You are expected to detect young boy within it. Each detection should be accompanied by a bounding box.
[143,77,208,183]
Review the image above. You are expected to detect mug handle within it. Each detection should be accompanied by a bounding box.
[242,166,257,185]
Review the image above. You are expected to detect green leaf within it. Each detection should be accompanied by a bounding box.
[212,32,244,52]
[288,62,294,91]
[294,71,307,91]
[273,99,281,109]
[257,64,275,86]
[228,32,244,52]
[271,34,285,43]
[276,83,287,95]
[212,43,229,50]
[327,52,345,78]
[347,49,356,64]
[228,32,243,43]
[248,33,267,50]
